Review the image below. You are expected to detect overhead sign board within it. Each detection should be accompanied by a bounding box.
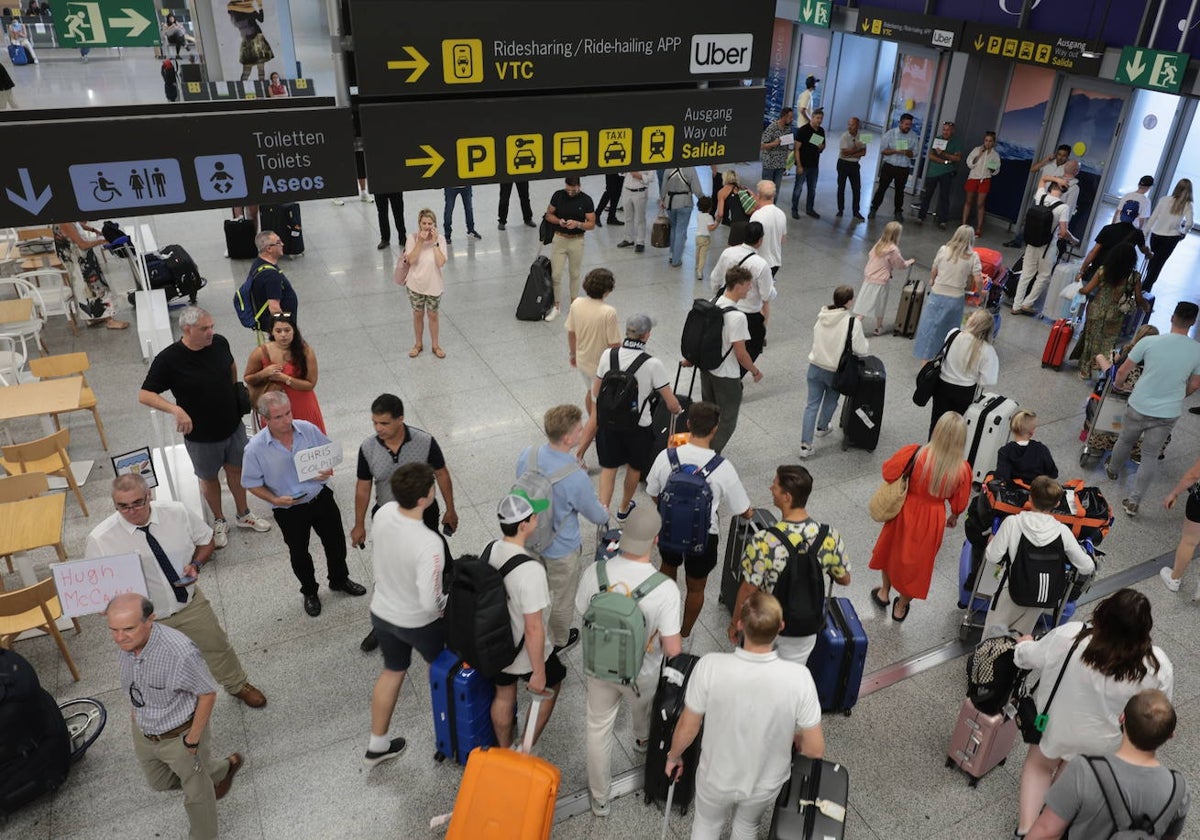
[52,0,160,48]
[856,6,963,50]
[0,107,356,228]
[348,0,773,98]
[797,0,832,28]
[360,87,764,192]
[961,22,1103,76]
[1115,47,1187,94]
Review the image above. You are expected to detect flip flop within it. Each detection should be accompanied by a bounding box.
[892,597,909,623]
[870,588,890,609]
[408,345,422,358]
[432,347,446,359]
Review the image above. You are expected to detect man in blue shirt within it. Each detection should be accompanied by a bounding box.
[869,113,917,221]
[245,231,298,333]
[241,391,366,616]
[1107,301,1200,517]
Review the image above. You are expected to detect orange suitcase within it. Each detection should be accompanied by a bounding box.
[445,746,560,839]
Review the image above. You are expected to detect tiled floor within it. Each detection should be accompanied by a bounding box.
[4,45,1200,840]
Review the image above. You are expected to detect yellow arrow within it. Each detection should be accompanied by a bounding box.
[405,145,444,178]
[861,19,870,31]
[386,46,430,83]
[974,35,984,50]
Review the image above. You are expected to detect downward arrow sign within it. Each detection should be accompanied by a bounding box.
[1125,52,1147,81]
[803,0,813,20]
[5,168,52,215]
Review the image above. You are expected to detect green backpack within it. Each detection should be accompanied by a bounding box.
[582,561,669,691]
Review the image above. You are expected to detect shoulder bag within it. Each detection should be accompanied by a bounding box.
[912,329,959,407]
[832,318,862,396]
[1015,630,1086,745]
[867,448,919,523]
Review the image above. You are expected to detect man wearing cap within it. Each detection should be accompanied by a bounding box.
[86,473,266,709]
[490,492,568,751]
[791,108,827,220]
[588,314,682,521]
[869,113,917,221]
[362,462,447,769]
[796,75,819,125]
[1076,204,1152,285]
[1113,176,1155,228]
[575,506,682,817]
[1106,301,1200,517]
[916,121,963,230]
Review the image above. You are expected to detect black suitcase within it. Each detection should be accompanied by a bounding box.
[719,507,774,610]
[839,355,885,452]
[159,244,204,302]
[261,203,304,256]
[768,754,850,840]
[0,652,71,816]
[648,364,697,467]
[224,217,257,260]
[644,653,701,815]
[515,255,554,321]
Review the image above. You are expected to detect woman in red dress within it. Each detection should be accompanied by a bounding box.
[869,411,971,621]
[243,313,325,432]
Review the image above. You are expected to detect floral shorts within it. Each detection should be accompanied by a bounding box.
[407,289,441,312]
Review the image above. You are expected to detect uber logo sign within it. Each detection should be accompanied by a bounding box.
[690,34,754,73]
[932,29,956,48]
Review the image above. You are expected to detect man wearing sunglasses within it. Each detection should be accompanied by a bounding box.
[245,230,298,333]
[87,473,266,708]
[106,592,244,839]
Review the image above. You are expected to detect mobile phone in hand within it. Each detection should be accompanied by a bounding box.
[442,523,456,537]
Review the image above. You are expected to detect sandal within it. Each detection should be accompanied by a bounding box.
[432,347,446,359]
[408,345,422,358]
[105,319,130,330]
[891,597,909,623]
[870,588,890,610]
[872,326,883,337]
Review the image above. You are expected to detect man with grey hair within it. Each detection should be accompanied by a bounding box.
[589,314,681,519]
[245,229,298,332]
[750,181,787,277]
[836,117,867,220]
[241,391,366,616]
[140,307,272,549]
[87,473,266,707]
[107,592,244,839]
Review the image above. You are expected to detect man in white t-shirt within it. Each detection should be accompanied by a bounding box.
[590,313,682,519]
[708,222,776,371]
[665,591,825,840]
[575,506,682,817]
[645,401,752,638]
[750,182,787,277]
[488,493,567,751]
[693,266,761,453]
[1012,180,1075,315]
[1112,175,1154,228]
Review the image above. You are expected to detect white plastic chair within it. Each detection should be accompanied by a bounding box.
[16,269,76,335]
[0,336,30,385]
[0,277,48,356]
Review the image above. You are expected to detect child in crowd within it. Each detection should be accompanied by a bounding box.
[994,410,1058,483]
[854,221,914,336]
[693,195,717,282]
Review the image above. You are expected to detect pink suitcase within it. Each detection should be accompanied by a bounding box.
[945,697,1019,786]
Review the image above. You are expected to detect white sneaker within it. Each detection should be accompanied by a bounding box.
[236,511,272,532]
[544,307,559,322]
[1160,567,1181,592]
[360,193,374,203]
[799,443,813,459]
[331,198,346,206]
[213,519,229,549]
[815,427,832,437]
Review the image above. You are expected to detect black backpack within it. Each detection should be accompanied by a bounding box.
[595,349,650,431]
[444,544,533,678]
[681,296,735,371]
[1023,194,1063,248]
[0,650,70,815]
[767,523,829,638]
[1002,534,1068,609]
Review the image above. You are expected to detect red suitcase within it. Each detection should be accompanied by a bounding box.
[1041,318,1073,370]
[945,697,1019,786]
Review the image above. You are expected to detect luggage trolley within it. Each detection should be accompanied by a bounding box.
[1079,363,1170,469]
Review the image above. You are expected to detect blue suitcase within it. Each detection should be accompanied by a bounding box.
[429,650,497,765]
[8,44,29,66]
[808,598,868,715]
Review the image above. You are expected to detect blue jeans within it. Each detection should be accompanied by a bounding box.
[761,166,785,201]
[803,365,839,444]
[443,186,475,237]
[792,168,819,214]
[668,205,692,266]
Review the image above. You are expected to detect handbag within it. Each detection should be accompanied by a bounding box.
[912,329,959,408]
[235,382,252,417]
[832,319,861,396]
[1015,631,1086,745]
[538,215,555,246]
[393,250,410,286]
[1116,277,1136,315]
[239,32,274,65]
[867,449,918,523]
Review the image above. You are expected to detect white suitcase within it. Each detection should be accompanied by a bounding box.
[1044,259,1081,321]
[964,392,1019,484]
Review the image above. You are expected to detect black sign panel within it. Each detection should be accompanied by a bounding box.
[359,87,764,193]
[349,0,773,98]
[961,22,1103,76]
[0,107,357,228]
[856,6,963,50]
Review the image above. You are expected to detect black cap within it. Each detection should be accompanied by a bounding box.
[1139,175,1155,187]
[1173,301,1198,322]
[806,75,819,87]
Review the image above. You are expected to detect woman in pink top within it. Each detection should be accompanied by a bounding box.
[398,208,449,358]
[854,221,914,336]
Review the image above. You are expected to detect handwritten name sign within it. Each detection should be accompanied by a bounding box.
[294,441,343,481]
[50,553,148,618]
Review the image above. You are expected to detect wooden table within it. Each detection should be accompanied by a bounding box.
[0,376,82,423]
[0,298,33,325]
[19,253,64,272]
[0,495,67,592]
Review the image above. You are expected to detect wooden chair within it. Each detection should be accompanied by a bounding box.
[0,471,49,573]
[0,429,88,516]
[0,577,81,682]
[28,353,107,450]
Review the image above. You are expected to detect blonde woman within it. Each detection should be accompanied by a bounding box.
[927,309,998,438]
[400,208,448,358]
[854,221,914,336]
[869,412,972,622]
[1142,178,1193,293]
[912,225,982,363]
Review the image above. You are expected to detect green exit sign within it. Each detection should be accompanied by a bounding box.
[52,0,160,49]
[1114,46,1188,94]
[798,0,832,28]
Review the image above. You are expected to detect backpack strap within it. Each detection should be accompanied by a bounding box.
[1085,756,1136,834]
[695,453,725,480]
[630,571,671,602]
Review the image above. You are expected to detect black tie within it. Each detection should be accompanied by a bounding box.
[138,525,188,604]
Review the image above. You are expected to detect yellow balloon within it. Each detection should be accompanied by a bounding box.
[1072,141,1087,157]
[905,98,915,110]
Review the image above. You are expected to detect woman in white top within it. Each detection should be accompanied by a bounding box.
[802,285,868,457]
[928,309,997,438]
[1142,178,1193,293]
[1012,588,1173,836]
[912,225,982,363]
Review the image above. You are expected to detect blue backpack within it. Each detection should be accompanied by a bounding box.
[657,449,723,555]
[233,263,284,330]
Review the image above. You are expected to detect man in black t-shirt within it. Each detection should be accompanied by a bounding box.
[543,176,596,322]
[245,231,298,333]
[139,307,272,549]
[1076,203,1153,283]
[792,108,827,220]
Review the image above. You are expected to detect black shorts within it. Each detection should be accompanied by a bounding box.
[493,651,567,689]
[596,425,654,473]
[370,614,446,673]
[1187,488,1200,523]
[659,532,720,579]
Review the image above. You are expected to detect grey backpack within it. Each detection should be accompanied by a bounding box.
[512,446,578,555]
[1085,756,1185,839]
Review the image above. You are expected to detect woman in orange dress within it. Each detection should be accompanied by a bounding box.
[868,411,971,621]
[243,313,325,432]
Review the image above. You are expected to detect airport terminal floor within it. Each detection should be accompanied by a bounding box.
[6,53,1200,840]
